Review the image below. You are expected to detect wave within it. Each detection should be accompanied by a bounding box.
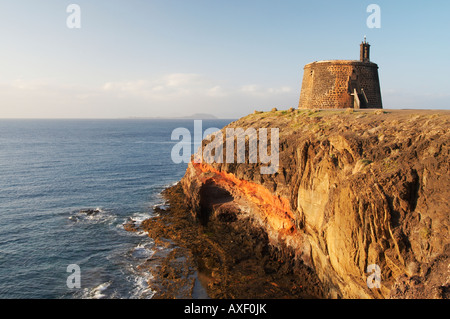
[122,212,154,234]
[152,182,178,210]
[128,273,155,299]
[124,240,158,299]
[130,242,155,260]
[75,281,113,299]
[68,207,116,225]
[163,180,179,189]
[152,202,169,210]
[88,281,111,299]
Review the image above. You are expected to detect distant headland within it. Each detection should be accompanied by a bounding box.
[127,113,220,120]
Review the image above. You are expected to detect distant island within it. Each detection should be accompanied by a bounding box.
[127,113,219,120]
[179,113,219,119]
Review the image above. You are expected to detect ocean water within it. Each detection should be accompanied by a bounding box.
[0,118,233,299]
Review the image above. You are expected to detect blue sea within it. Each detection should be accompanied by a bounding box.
[0,118,233,299]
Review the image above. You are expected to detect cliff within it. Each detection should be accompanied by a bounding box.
[180,108,450,299]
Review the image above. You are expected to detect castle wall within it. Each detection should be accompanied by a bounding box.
[298,60,382,109]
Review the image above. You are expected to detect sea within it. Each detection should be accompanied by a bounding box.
[0,118,234,299]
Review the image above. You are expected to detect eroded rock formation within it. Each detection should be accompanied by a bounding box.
[180,109,449,299]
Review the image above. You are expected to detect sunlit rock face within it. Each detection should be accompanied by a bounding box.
[180,109,450,299]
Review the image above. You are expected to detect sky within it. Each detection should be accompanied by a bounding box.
[0,0,449,119]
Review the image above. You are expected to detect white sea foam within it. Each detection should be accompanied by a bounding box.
[92,282,111,299]
[131,242,155,259]
[161,180,179,189]
[153,202,170,210]
[69,207,116,224]
[130,212,153,226]
[81,281,111,299]
[119,211,154,236]
[128,274,155,299]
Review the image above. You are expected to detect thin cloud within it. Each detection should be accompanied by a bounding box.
[240,84,293,96]
[0,74,297,118]
[102,74,294,101]
[102,73,219,100]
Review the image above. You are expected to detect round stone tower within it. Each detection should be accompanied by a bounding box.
[298,39,382,109]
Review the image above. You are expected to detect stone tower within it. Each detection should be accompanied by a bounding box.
[298,39,382,109]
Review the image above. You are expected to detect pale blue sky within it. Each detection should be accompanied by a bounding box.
[0,0,449,118]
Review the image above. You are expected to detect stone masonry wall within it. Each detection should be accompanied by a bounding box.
[299,60,382,109]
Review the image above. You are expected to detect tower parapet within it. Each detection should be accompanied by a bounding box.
[360,36,371,62]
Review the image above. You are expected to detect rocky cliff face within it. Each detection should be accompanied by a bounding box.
[180,109,449,299]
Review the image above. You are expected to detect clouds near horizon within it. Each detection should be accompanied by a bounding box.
[0,73,298,118]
